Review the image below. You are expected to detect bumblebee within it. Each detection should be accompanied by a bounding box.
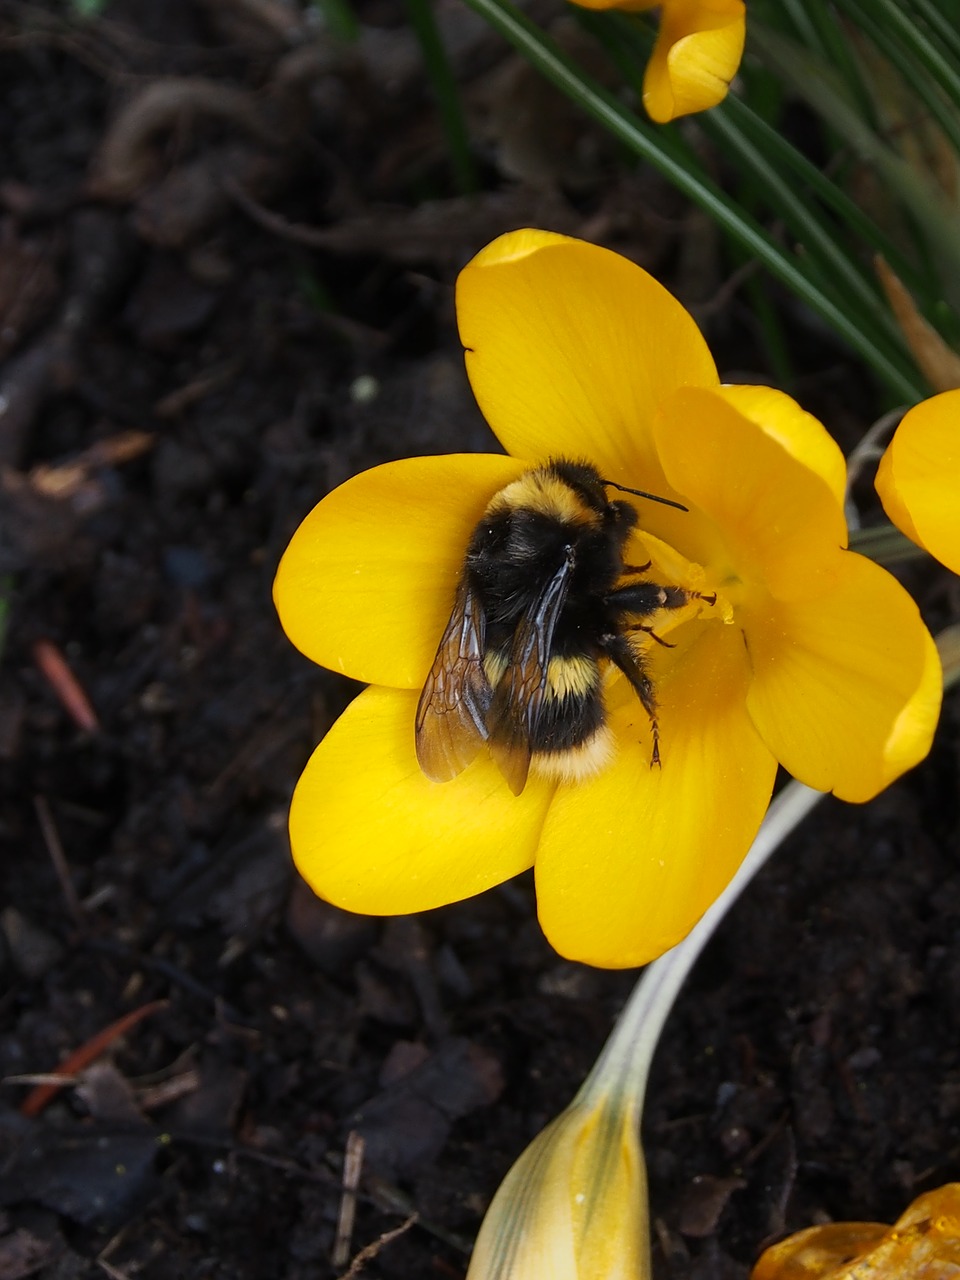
[416,459,707,796]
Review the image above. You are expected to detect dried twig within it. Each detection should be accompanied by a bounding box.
[20,999,168,1117]
[332,1131,366,1269]
[154,360,238,417]
[4,1072,78,1088]
[29,429,154,498]
[33,794,86,930]
[136,1068,201,1112]
[846,407,905,497]
[336,1213,420,1280]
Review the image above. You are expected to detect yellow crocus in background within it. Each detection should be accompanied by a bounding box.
[752,1183,960,1279]
[876,389,960,577]
[566,0,746,121]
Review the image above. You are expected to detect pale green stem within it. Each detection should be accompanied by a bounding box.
[577,781,823,1109]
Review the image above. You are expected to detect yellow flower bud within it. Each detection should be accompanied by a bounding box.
[564,0,746,122]
[467,1094,649,1280]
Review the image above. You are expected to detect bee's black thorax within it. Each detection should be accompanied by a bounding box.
[465,461,640,651]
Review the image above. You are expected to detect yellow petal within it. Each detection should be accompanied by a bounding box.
[467,1097,649,1280]
[876,389,960,575]
[644,0,746,123]
[457,230,718,490]
[289,685,553,914]
[751,1185,960,1279]
[751,1222,889,1280]
[875,443,923,548]
[273,453,525,687]
[651,387,849,599]
[535,622,777,969]
[716,385,847,511]
[743,553,942,803]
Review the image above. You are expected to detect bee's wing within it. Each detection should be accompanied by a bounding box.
[415,574,493,782]
[488,551,574,796]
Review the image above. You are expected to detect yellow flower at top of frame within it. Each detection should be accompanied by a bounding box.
[566,0,746,122]
[751,1183,960,1279]
[875,388,960,576]
[274,229,941,970]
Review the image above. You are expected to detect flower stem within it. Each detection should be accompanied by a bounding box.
[577,781,823,1109]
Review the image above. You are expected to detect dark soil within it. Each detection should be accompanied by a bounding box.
[0,3,957,1278]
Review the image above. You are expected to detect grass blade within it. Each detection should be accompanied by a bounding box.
[404,0,478,193]
[464,0,928,400]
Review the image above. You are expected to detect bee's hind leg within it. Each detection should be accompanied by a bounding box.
[601,633,663,767]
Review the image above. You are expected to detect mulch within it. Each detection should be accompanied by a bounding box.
[0,2,957,1277]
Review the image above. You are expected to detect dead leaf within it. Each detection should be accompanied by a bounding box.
[876,256,960,392]
[351,1038,504,1178]
[0,1116,159,1228]
[75,1062,147,1128]
[677,1174,748,1238]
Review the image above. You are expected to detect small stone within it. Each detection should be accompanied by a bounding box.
[1,907,64,980]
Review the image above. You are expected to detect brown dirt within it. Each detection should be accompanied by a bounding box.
[0,2,957,1277]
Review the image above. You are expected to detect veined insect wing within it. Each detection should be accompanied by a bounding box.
[415,575,493,782]
[486,547,575,796]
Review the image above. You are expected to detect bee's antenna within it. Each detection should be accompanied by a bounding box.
[602,479,688,512]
